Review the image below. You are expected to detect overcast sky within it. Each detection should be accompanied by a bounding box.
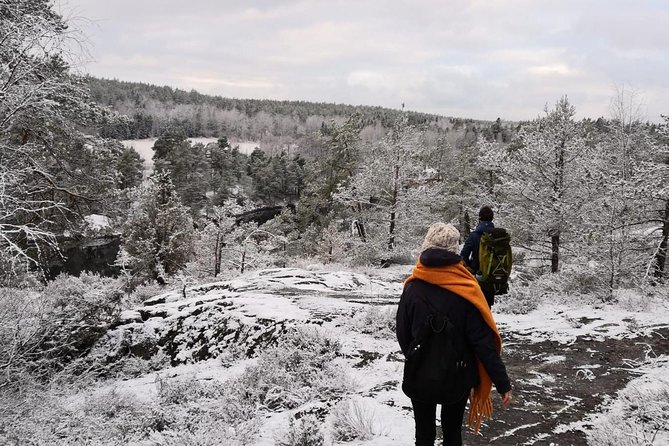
[60,0,669,122]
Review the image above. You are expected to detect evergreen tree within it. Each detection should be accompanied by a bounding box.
[297,114,363,234]
[152,127,209,213]
[0,0,125,275]
[208,137,233,203]
[118,173,194,284]
[334,115,439,261]
[116,146,144,190]
[480,97,592,273]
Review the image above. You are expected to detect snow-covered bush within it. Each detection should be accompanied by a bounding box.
[139,418,258,446]
[155,376,257,428]
[0,381,259,445]
[0,255,41,288]
[157,375,225,405]
[0,287,41,385]
[115,350,171,378]
[497,261,605,313]
[128,281,170,305]
[229,327,351,411]
[586,356,669,445]
[349,306,396,339]
[219,343,246,368]
[275,415,324,446]
[493,285,540,314]
[0,273,124,386]
[330,397,381,441]
[37,274,124,375]
[0,387,157,445]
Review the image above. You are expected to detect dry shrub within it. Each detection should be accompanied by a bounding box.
[331,397,382,442]
[275,415,324,446]
[349,306,396,339]
[229,327,351,411]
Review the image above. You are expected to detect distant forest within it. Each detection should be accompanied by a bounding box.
[85,77,514,151]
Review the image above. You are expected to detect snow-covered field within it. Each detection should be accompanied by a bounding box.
[84,267,669,445]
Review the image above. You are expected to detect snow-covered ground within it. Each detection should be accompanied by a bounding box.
[90,267,669,445]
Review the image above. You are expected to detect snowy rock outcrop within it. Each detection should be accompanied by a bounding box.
[92,268,403,366]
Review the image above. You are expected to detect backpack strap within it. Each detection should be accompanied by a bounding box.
[406,291,457,358]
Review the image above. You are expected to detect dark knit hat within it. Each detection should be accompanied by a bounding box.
[479,206,494,222]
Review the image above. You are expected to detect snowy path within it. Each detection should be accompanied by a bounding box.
[462,326,669,445]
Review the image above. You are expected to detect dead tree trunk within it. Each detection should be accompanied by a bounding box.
[654,199,669,279]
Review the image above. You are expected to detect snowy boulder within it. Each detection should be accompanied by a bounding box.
[117,310,142,324]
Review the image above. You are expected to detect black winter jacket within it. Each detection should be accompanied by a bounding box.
[396,248,511,395]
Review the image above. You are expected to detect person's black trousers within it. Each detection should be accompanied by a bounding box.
[411,395,469,446]
[479,281,495,307]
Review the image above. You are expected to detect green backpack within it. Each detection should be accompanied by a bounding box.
[478,228,512,295]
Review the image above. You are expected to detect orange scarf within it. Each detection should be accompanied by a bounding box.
[405,260,502,433]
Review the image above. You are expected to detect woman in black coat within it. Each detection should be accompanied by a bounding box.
[397,222,512,446]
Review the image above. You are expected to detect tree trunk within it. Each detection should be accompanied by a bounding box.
[214,232,222,277]
[654,199,669,279]
[388,163,400,251]
[240,247,246,274]
[388,210,396,251]
[551,231,560,273]
[354,220,367,242]
[355,203,367,242]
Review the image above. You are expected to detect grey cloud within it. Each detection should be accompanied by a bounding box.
[64,0,669,121]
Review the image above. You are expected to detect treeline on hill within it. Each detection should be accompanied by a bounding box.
[85,76,513,147]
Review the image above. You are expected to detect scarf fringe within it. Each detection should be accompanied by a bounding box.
[467,391,493,433]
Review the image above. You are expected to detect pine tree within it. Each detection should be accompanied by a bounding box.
[118,173,194,284]
[0,0,125,276]
[481,97,592,273]
[650,116,669,281]
[116,146,144,190]
[584,89,660,292]
[297,114,363,235]
[152,127,209,213]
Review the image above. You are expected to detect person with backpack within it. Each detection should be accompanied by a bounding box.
[461,206,497,306]
[397,222,512,446]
